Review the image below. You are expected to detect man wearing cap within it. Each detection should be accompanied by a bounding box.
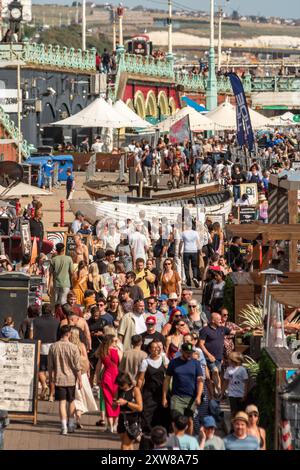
[118,299,147,351]
[168,293,186,317]
[223,412,259,450]
[71,211,85,234]
[162,343,203,434]
[199,416,225,450]
[145,296,166,333]
[141,316,166,353]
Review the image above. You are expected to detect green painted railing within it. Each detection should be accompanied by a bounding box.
[174,71,252,94]
[251,76,300,93]
[122,53,174,79]
[0,43,96,71]
[0,106,33,158]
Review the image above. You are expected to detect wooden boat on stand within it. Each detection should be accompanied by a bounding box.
[84,179,221,202]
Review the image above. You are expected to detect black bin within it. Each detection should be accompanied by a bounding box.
[0,272,30,330]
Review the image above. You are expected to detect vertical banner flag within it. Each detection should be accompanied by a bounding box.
[169,115,191,144]
[228,72,254,152]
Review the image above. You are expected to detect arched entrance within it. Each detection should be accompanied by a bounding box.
[134,91,146,119]
[145,91,158,124]
[169,97,177,115]
[158,91,170,120]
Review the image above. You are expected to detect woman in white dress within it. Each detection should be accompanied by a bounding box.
[69,328,98,428]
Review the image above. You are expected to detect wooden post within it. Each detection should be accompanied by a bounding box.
[288,190,298,271]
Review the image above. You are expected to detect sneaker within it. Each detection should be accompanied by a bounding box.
[193,278,200,288]
[68,425,75,434]
[48,395,54,403]
[60,428,68,436]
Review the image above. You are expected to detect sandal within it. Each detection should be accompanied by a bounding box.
[96,420,106,427]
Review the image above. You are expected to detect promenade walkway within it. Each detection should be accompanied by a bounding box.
[4,401,120,450]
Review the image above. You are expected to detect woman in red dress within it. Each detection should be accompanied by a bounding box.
[96,335,123,433]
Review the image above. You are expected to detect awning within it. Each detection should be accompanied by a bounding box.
[0,183,51,198]
[181,96,208,113]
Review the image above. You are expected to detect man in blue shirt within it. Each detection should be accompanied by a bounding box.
[66,168,75,200]
[224,411,260,450]
[42,159,54,191]
[200,312,232,397]
[142,148,153,185]
[162,343,203,435]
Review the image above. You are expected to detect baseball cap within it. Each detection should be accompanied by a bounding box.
[158,294,168,302]
[181,343,195,353]
[168,293,178,300]
[245,405,259,415]
[203,416,217,429]
[146,316,157,325]
[232,411,249,424]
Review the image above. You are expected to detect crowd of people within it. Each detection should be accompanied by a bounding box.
[1,194,274,450]
[2,127,300,451]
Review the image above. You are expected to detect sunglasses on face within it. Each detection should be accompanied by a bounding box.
[189,305,197,308]
[148,302,155,305]
[178,323,185,327]
[248,413,259,418]
[170,299,177,302]
[164,262,172,265]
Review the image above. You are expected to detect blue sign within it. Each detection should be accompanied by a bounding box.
[228,72,254,152]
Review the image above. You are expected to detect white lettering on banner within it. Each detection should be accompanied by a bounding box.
[236,93,252,135]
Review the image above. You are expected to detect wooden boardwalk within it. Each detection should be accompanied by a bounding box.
[4,401,121,450]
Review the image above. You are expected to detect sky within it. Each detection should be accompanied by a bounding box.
[32,1,300,20]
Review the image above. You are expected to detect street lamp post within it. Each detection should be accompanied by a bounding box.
[206,0,218,111]
[116,4,124,55]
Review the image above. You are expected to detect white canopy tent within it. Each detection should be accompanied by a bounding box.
[0,182,51,198]
[52,97,140,129]
[268,112,297,127]
[113,100,151,128]
[152,106,217,133]
[206,101,271,130]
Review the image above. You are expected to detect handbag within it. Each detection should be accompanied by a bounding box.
[123,415,142,441]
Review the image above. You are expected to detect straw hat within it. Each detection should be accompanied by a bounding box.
[258,194,267,202]
[232,411,249,424]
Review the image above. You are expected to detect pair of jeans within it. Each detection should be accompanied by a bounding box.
[183,252,199,286]
[233,185,240,202]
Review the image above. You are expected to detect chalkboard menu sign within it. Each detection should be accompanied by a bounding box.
[65,234,90,257]
[0,339,40,424]
[239,206,257,224]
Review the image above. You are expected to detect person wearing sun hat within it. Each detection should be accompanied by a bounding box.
[223,411,260,450]
[221,352,249,417]
[245,404,266,450]
[199,415,225,450]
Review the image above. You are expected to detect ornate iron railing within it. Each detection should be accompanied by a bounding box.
[251,76,300,93]
[122,53,174,79]
[174,71,252,94]
[0,106,33,158]
[0,43,96,71]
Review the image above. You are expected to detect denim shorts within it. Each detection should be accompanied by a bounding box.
[206,359,222,373]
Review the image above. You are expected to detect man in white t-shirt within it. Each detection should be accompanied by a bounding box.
[129,221,149,265]
[91,136,104,153]
[179,219,201,288]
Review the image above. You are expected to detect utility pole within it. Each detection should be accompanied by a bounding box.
[112,9,116,52]
[117,4,124,50]
[217,6,223,71]
[206,0,218,111]
[17,61,21,164]
[167,0,173,59]
[82,0,86,51]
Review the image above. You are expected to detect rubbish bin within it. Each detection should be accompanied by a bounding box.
[0,410,9,450]
[0,272,30,330]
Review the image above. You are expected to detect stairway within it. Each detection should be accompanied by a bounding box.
[0,105,32,160]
